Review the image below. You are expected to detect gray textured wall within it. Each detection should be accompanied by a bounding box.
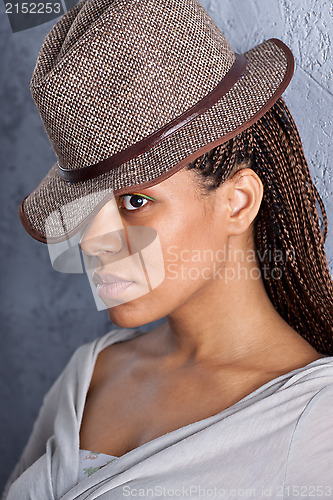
[0,0,332,493]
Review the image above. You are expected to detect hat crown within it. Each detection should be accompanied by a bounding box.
[30,0,235,171]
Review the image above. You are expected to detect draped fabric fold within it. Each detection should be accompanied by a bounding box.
[3,328,333,500]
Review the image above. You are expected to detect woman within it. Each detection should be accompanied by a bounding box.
[3,0,333,497]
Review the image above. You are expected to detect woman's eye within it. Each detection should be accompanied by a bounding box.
[119,194,151,211]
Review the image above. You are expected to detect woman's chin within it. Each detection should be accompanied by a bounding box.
[106,300,160,329]
[108,302,149,328]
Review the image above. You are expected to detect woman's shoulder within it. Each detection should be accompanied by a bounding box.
[67,327,148,369]
[62,327,151,386]
[284,382,333,487]
[263,356,333,429]
[93,326,149,354]
[283,355,333,388]
[272,355,333,405]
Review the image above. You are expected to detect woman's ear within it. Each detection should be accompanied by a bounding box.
[226,168,263,235]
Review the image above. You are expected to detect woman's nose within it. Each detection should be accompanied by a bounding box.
[79,198,125,257]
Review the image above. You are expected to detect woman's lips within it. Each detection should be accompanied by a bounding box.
[93,272,135,299]
[96,280,134,299]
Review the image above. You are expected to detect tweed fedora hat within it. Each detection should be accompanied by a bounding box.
[19,0,294,243]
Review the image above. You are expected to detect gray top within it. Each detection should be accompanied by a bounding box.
[2,327,333,499]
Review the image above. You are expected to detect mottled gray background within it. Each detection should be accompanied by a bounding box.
[0,0,332,493]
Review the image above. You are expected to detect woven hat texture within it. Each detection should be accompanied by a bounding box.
[19,0,294,242]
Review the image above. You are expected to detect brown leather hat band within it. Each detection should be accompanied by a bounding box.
[58,53,247,183]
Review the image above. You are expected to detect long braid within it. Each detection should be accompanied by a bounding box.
[187,98,333,355]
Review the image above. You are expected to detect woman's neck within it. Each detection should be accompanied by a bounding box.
[161,257,319,370]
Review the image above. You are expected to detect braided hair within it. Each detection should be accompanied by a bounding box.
[187,98,333,356]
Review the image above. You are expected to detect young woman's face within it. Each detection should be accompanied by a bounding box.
[80,168,234,327]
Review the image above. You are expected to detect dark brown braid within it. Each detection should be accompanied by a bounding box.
[187,98,333,356]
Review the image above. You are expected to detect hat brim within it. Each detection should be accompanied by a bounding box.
[20,38,294,243]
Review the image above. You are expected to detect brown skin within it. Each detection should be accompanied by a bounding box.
[79,167,322,457]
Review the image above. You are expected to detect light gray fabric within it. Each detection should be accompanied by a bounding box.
[2,327,333,499]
